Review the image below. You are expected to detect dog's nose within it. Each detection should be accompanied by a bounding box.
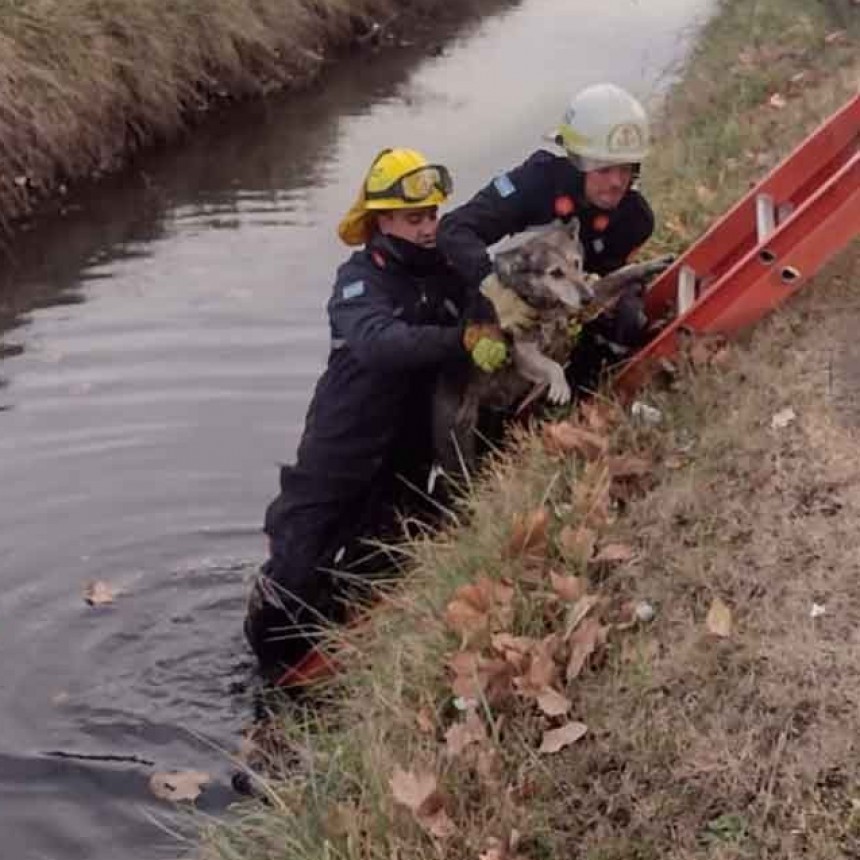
[580,284,595,305]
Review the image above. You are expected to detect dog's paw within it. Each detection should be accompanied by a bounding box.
[546,368,571,405]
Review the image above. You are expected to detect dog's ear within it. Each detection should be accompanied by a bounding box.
[567,216,581,245]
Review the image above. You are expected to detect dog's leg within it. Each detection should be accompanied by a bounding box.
[432,370,479,480]
[589,255,675,304]
[513,340,571,405]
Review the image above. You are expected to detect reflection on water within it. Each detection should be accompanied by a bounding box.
[0,0,712,857]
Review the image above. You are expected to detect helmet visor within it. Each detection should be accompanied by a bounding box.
[366,164,453,204]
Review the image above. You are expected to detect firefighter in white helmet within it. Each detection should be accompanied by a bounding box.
[437,83,655,392]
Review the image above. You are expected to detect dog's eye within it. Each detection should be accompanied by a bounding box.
[549,267,565,279]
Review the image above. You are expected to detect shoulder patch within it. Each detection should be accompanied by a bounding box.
[493,173,516,198]
[341,281,365,300]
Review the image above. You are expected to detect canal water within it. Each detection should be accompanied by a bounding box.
[0,0,712,856]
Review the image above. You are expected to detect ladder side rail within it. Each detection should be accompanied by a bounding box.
[618,152,859,394]
[644,93,859,318]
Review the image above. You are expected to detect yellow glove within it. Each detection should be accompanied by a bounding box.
[480,272,539,333]
[462,323,508,372]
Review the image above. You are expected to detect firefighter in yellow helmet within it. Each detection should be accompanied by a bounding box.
[246,148,504,675]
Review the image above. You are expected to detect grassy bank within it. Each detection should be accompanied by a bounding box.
[202,0,859,857]
[0,0,486,228]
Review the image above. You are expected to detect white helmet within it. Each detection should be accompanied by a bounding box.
[553,83,649,170]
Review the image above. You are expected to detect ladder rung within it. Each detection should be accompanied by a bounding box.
[756,193,777,242]
[677,265,697,315]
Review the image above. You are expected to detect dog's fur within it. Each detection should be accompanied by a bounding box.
[433,219,673,476]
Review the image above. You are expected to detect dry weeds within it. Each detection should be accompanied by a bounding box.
[0,0,493,227]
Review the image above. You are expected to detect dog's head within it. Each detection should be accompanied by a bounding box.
[494,220,595,312]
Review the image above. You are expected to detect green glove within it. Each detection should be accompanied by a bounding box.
[471,337,508,372]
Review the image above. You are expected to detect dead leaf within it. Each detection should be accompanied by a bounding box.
[706,597,733,638]
[445,709,487,758]
[542,422,608,459]
[444,597,488,639]
[565,593,601,637]
[535,687,571,717]
[607,455,652,480]
[479,832,527,860]
[593,543,635,564]
[390,767,457,839]
[475,746,504,789]
[518,635,560,694]
[491,633,536,671]
[578,399,622,434]
[550,571,586,602]
[559,525,596,565]
[83,580,118,606]
[768,92,787,109]
[416,708,436,735]
[149,770,209,802]
[824,29,847,44]
[567,615,605,680]
[539,721,588,754]
[449,652,515,705]
[506,507,550,558]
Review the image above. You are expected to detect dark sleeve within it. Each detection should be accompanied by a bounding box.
[587,190,655,275]
[437,150,560,288]
[329,277,463,371]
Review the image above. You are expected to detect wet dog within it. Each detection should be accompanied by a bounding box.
[433,219,673,475]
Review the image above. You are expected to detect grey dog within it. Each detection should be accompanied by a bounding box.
[432,218,673,477]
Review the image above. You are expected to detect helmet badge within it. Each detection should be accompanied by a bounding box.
[607,122,644,154]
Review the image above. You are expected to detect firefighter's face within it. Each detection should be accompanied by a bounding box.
[584,164,634,210]
[377,206,439,248]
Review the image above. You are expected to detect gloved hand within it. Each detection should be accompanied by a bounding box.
[480,272,539,333]
[462,322,508,372]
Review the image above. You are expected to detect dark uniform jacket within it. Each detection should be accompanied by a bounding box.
[437,149,654,284]
[268,232,474,532]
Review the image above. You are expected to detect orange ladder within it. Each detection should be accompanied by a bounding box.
[615,91,860,393]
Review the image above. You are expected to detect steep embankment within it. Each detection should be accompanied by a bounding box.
[0,0,489,227]
[203,0,859,857]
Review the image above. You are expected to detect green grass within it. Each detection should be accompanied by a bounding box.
[198,0,860,856]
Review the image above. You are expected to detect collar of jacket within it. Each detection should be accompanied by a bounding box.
[367,232,448,277]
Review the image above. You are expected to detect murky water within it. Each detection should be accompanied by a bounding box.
[0,0,713,856]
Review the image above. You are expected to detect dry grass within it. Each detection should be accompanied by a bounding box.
[0,0,480,226]
[201,0,860,857]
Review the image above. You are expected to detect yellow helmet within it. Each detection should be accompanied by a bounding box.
[338,148,453,246]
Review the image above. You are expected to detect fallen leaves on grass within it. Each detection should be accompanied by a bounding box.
[444,575,515,643]
[549,571,586,602]
[539,721,588,754]
[449,651,515,705]
[506,508,549,558]
[390,767,457,839]
[592,542,636,564]
[542,421,608,459]
[566,615,606,681]
[535,686,571,717]
[149,770,209,802]
[558,524,596,566]
[83,580,118,606]
[445,708,487,758]
[706,597,733,638]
